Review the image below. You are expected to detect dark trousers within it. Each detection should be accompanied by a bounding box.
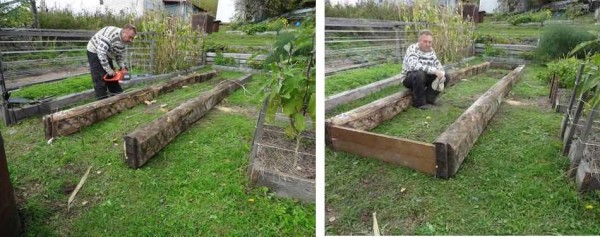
[87,51,123,100]
[402,70,450,107]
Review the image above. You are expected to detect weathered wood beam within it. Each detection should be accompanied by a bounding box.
[327,62,490,131]
[325,74,402,112]
[8,66,206,124]
[123,74,252,168]
[327,125,437,175]
[43,71,216,139]
[434,65,525,178]
[576,159,600,193]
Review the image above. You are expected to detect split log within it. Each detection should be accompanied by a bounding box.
[43,71,217,139]
[434,65,525,178]
[327,125,437,175]
[327,62,490,131]
[123,74,252,168]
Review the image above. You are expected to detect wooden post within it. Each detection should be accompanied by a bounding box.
[568,106,599,177]
[123,74,252,168]
[560,63,585,139]
[0,52,15,126]
[0,132,22,237]
[248,97,269,184]
[562,74,589,154]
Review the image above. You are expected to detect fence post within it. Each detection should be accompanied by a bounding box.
[568,103,599,177]
[560,63,585,138]
[563,74,590,155]
[0,53,14,126]
[394,25,402,63]
[150,38,156,74]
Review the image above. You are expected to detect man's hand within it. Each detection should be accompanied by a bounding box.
[106,71,116,77]
[435,70,445,79]
[120,66,128,73]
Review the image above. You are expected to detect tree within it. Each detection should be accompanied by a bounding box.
[234,0,304,22]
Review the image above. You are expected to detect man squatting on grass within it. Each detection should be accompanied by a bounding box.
[87,24,137,100]
[400,29,449,109]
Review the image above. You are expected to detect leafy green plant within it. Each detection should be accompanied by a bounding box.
[569,30,600,108]
[325,0,400,20]
[213,52,237,66]
[483,44,506,57]
[0,1,33,27]
[535,57,581,88]
[508,10,551,26]
[262,16,315,136]
[39,8,133,30]
[565,4,586,20]
[536,25,597,62]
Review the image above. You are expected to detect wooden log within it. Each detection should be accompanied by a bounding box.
[434,65,525,178]
[328,125,437,175]
[123,74,252,168]
[0,133,22,237]
[325,74,402,112]
[43,71,216,139]
[327,62,490,131]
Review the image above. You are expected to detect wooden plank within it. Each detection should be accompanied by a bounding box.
[327,62,491,130]
[205,52,267,60]
[252,167,315,203]
[325,74,402,112]
[474,43,536,51]
[328,125,437,175]
[43,71,217,139]
[435,65,525,178]
[123,74,252,168]
[325,62,377,76]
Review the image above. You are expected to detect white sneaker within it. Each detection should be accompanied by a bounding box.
[432,77,446,92]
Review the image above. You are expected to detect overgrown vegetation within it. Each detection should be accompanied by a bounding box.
[508,10,551,26]
[39,8,133,30]
[138,11,203,74]
[262,15,315,136]
[235,18,289,35]
[325,0,400,20]
[535,25,597,62]
[0,0,33,27]
[233,0,312,22]
[536,57,580,88]
[398,0,475,64]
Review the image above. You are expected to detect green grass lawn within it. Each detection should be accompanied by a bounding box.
[325,63,401,96]
[3,71,315,236]
[325,64,600,235]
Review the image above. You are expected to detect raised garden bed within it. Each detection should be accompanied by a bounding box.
[326,63,525,178]
[247,101,315,203]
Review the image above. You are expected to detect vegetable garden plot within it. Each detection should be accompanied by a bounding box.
[326,64,525,178]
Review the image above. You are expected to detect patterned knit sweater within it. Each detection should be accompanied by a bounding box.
[87,26,127,74]
[400,43,443,82]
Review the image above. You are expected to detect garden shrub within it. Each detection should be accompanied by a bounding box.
[536,57,581,88]
[536,25,598,62]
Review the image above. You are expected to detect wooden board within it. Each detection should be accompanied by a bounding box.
[251,167,315,203]
[435,65,525,178]
[576,160,600,193]
[43,71,216,139]
[328,125,437,175]
[123,74,252,168]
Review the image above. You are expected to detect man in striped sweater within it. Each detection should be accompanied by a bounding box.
[87,24,137,100]
[401,29,449,109]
